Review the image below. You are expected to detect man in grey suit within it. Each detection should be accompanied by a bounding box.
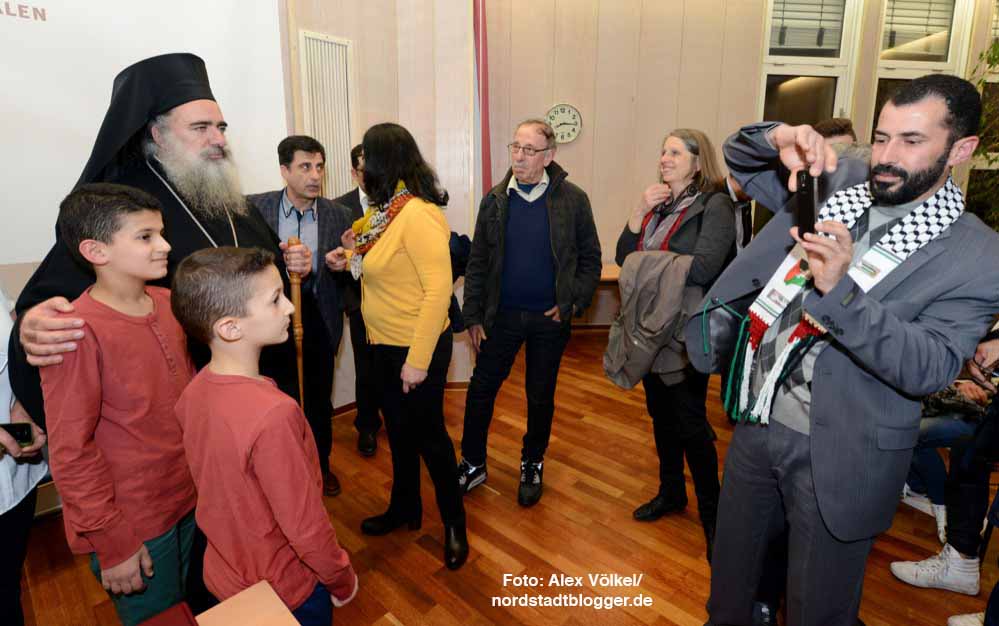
[333,145,383,457]
[248,135,354,497]
[686,75,999,625]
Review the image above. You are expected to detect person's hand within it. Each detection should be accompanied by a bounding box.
[19,297,85,366]
[280,241,312,278]
[331,573,359,608]
[968,338,999,392]
[628,184,671,233]
[341,228,356,251]
[766,123,839,191]
[544,305,562,323]
[401,363,427,394]
[468,324,487,354]
[955,380,992,405]
[1,400,47,459]
[325,247,349,272]
[100,545,153,595]
[791,221,853,295]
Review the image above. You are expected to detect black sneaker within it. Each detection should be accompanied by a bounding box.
[518,460,544,507]
[457,458,487,494]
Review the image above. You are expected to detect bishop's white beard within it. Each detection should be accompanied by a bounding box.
[146,131,247,219]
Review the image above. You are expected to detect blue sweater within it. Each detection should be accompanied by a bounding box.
[499,183,556,312]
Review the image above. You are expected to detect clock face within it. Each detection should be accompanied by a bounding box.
[546,104,582,144]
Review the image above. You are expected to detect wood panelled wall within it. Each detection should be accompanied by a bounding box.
[485,0,767,262]
[283,0,476,396]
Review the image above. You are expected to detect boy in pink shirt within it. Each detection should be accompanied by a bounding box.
[41,183,197,626]
[172,247,356,625]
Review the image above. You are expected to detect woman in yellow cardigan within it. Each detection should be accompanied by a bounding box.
[326,123,468,570]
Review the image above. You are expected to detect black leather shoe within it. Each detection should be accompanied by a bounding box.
[323,471,342,497]
[632,494,686,521]
[444,523,469,570]
[360,512,421,536]
[357,431,377,457]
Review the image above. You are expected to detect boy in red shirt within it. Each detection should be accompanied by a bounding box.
[171,247,356,625]
[41,183,197,626]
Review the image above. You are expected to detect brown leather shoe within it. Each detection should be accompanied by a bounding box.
[324,471,342,497]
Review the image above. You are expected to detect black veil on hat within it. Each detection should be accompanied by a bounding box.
[76,52,215,186]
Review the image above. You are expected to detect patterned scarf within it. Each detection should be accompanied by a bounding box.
[725,177,965,423]
[349,182,413,279]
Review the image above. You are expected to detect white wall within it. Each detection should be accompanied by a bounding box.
[0,0,288,265]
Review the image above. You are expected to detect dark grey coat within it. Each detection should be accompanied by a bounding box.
[462,161,602,332]
[247,190,354,348]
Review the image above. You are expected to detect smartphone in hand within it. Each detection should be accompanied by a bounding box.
[0,423,33,447]
[796,170,817,236]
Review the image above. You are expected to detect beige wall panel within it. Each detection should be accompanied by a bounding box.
[433,0,475,237]
[289,0,400,142]
[591,0,643,262]
[0,262,40,302]
[397,0,438,157]
[486,0,513,187]
[676,0,727,139]
[850,0,886,142]
[550,0,599,191]
[716,0,766,154]
[632,0,685,198]
[509,0,556,124]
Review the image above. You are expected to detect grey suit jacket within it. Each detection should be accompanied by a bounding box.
[685,122,999,541]
[247,190,354,347]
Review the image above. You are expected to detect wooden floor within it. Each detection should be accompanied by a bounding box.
[20,329,999,625]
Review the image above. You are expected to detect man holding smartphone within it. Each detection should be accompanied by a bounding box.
[687,75,999,625]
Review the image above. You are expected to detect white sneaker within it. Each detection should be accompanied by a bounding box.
[901,482,934,517]
[948,612,985,626]
[890,544,980,595]
[933,503,948,545]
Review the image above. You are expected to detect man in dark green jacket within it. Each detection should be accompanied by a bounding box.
[458,118,602,507]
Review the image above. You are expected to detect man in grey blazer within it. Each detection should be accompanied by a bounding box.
[248,135,354,497]
[686,75,999,625]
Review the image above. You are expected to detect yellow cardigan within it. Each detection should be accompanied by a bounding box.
[359,197,451,370]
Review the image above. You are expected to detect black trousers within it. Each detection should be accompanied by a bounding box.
[0,488,36,626]
[946,436,993,556]
[642,369,719,524]
[349,309,382,435]
[461,310,571,466]
[708,421,873,626]
[373,330,464,526]
[302,291,335,477]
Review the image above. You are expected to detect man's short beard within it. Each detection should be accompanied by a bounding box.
[868,149,949,206]
[144,128,247,219]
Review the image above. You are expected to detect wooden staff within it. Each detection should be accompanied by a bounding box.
[287,235,305,408]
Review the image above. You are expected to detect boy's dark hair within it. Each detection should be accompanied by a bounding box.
[171,247,276,345]
[58,183,163,268]
[889,74,982,143]
[813,117,857,141]
[350,144,363,170]
[278,135,326,167]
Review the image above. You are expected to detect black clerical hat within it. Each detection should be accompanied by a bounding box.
[76,53,216,186]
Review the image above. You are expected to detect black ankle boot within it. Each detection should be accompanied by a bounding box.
[443,523,469,570]
[361,511,421,536]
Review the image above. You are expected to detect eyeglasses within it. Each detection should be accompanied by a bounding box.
[508,143,549,157]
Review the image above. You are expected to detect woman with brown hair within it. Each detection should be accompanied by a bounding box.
[615,128,736,561]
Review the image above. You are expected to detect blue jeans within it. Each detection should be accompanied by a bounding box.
[906,414,978,505]
[291,583,332,626]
